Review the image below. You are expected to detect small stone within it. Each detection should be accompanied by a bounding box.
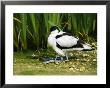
[75,68,79,71]
[80,67,85,71]
[72,65,75,68]
[93,59,96,61]
[69,53,73,56]
[77,59,80,61]
[83,54,88,57]
[69,67,73,71]
[70,62,72,64]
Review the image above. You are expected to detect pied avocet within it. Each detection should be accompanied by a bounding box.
[48,26,92,61]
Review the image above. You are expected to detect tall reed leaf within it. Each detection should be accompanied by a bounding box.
[20,13,27,49]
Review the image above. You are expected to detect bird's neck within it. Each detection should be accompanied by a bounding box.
[51,30,59,34]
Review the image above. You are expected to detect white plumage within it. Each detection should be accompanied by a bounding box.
[56,35,78,47]
[48,26,92,61]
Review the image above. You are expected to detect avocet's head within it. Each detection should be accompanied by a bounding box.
[50,26,59,33]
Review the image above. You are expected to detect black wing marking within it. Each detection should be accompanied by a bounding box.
[56,33,73,39]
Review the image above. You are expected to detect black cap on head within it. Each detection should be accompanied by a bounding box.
[50,26,59,32]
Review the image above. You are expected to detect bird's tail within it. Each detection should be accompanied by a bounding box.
[82,43,93,51]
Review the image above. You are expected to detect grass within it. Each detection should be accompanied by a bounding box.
[13,43,97,75]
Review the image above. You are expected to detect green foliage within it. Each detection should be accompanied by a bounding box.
[70,13,97,42]
[13,13,97,51]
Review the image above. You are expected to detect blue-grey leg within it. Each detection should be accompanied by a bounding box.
[65,52,69,61]
[61,57,63,61]
[55,55,58,62]
[55,55,60,62]
[55,55,64,64]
